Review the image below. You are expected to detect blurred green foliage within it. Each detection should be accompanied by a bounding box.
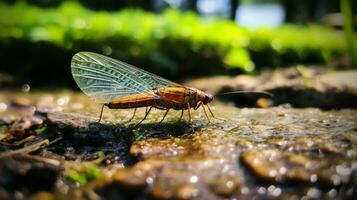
[67,165,102,186]
[0,1,347,85]
[248,25,346,67]
[341,0,357,68]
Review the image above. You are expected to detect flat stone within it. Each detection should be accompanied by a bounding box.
[241,146,354,186]
[0,89,356,199]
[185,69,357,108]
[84,107,356,199]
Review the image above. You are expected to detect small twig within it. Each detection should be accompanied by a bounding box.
[0,133,11,141]
[15,154,61,167]
[13,135,37,146]
[0,139,49,158]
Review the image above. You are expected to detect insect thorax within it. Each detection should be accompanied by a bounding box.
[153,87,199,110]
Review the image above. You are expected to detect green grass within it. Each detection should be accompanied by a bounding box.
[0,1,348,80]
[341,0,357,68]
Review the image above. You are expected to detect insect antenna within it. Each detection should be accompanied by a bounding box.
[215,91,273,97]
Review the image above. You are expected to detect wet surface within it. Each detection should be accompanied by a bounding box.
[186,68,357,109]
[0,89,356,199]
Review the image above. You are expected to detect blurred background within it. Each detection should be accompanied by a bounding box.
[0,0,356,88]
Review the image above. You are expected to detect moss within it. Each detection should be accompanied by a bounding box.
[67,165,102,186]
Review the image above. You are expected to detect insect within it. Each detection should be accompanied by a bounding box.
[71,52,216,125]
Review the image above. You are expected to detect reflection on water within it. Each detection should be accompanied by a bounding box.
[236,4,285,28]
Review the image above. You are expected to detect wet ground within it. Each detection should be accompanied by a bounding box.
[0,89,356,200]
[0,69,357,200]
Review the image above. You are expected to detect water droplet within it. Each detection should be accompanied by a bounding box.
[21,84,30,92]
[310,174,318,183]
[57,96,70,106]
[257,187,266,194]
[269,170,277,177]
[189,176,198,183]
[225,180,234,189]
[279,167,287,174]
[146,177,154,184]
[241,187,249,194]
[307,188,321,199]
[272,187,281,197]
[267,185,276,192]
[0,102,7,112]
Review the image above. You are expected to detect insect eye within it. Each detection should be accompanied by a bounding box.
[205,95,210,102]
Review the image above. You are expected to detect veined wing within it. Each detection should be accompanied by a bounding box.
[71,52,180,103]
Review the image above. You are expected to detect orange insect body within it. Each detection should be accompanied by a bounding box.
[71,52,214,124]
[107,86,213,111]
[107,92,157,109]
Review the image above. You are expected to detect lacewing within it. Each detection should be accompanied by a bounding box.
[71,52,215,125]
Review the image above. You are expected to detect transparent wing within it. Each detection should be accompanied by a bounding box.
[71,52,180,103]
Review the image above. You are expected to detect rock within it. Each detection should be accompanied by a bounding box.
[6,116,43,139]
[45,112,133,163]
[0,89,356,199]
[130,138,188,159]
[0,115,44,143]
[316,70,357,91]
[11,97,33,107]
[241,146,355,186]
[0,155,60,199]
[106,107,355,199]
[185,69,357,108]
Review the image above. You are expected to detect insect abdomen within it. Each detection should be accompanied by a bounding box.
[107,93,157,109]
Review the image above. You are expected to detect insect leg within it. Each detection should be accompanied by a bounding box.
[158,109,170,125]
[201,105,211,123]
[187,104,192,123]
[194,102,202,110]
[134,106,153,127]
[205,104,227,123]
[206,104,215,118]
[126,108,137,122]
[98,104,105,122]
[179,109,184,121]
